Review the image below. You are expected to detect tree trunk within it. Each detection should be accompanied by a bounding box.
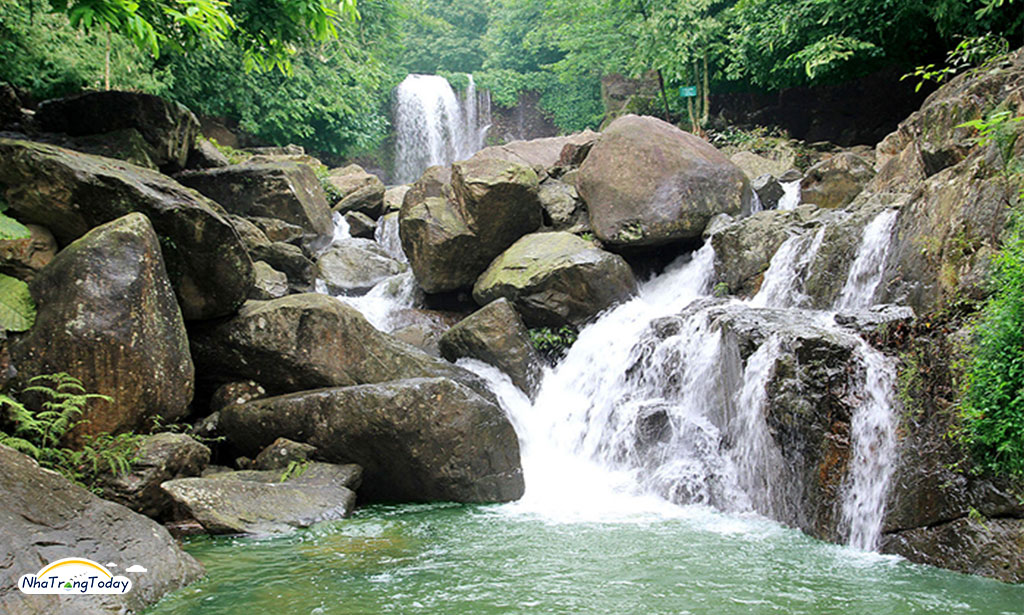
[702,48,710,125]
[105,27,111,91]
[656,69,671,122]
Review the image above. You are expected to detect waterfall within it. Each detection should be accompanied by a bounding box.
[374,214,407,263]
[777,180,802,210]
[834,209,899,310]
[393,74,492,184]
[467,217,901,550]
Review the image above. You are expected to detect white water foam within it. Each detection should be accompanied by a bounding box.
[834,209,899,310]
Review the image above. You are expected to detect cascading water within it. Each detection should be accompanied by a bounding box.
[834,209,899,310]
[393,74,492,184]
[778,180,802,210]
[468,210,902,551]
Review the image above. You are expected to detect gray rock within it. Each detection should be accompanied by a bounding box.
[538,179,581,228]
[0,445,204,615]
[247,216,306,244]
[98,433,211,520]
[473,232,638,327]
[317,239,407,295]
[250,241,317,293]
[250,261,289,300]
[253,438,318,471]
[326,164,385,218]
[220,377,524,503]
[177,161,333,252]
[0,138,254,320]
[730,151,792,180]
[344,210,377,239]
[578,115,750,246]
[384,185,410,212]
[210,381,267,413]
[189,293,496,401]
[440,298,544,398]
[800,153,875,209]
[882,518,1024,583]
[752,174,784,210]
[10,214,194,442]
[186,136,230,169]
[35,90,200,172]
[161,462,361,535]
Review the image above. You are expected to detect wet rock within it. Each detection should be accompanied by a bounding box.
[35,90,200,172]
[344,210,376,239]
[220,377,524,502]
[189,293,495,400]
[64,128,158,170]
[832,304,914,334]
[473,130,600,169]
[0,445,204,614]
[250,261,289,300]
[250,241,317,293]
[800,153,875,209]
[253,438,318,471]
[578,115,750,246]
[186,136,230,169]
[384,185,410,212]
[210,381,266,413]
[710,206,824,297]
[177,161,333,252]
[751,174,784,210]
[730,151,791,180]
[0,138,254,319]
[0,224,57,282]
[10,214,194,441]
[97,433,210,520]
[316,238,407,295]
[882,518,1024,583]
[326,164,385,218]
[439,298,544,398]
[400,156,543,293]
[473,232,638,327]
[247,216,306,244]
[161,462,361,535]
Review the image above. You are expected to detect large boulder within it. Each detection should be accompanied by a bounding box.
[316,238,407,295]
[177,161,333,252]
[325,164,385,218]
[10,214,194,441]
[799,153,875,209]
[472,130,600,169]
[384,185,410,212]
[400,156,543,293]
[35,90,200,172]
[578,115,750,246]
[161,463,361,535]
[473,232,638,327]
[0,139,254,320]
[399,195,479,293]
[882,519,1024,583]
[220,377,524,502]
[189,293,494,400]
[250,241,317,293]
[0,445,204,615]
[439,298,544,398]
[97,433,210,521]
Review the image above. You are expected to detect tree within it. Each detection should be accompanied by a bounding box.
[50,0,359,73]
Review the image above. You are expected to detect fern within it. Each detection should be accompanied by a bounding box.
[0,373,140,490]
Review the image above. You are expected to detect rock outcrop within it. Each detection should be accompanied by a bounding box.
[326,164,385,218]
[0,138,254,319]
[473,232,637,327]
[220,377,524,502]
[35,90,200,173]
[10,214,194,441]
[162,463,361,535]
[316,239,407,295]
[0,445,204,615]
[578,115,750,246]
[177,161,333,252]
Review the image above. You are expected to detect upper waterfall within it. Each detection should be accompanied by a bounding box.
[393,74,492,184]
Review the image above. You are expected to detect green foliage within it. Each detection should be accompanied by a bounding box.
[961,206,1024,477]
[712,282,730,298]
[904,33,1010,92]
[280,459,310,482]
[959,110,1024,169]
[314,165,345,203]
[529,325,579,363]
[0,273,36,333]
[399,0,489,74]
[0,373,142,489]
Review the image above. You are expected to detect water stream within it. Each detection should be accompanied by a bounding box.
[144,190,1024,614]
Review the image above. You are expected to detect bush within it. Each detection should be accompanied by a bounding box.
[528,325,579,364]
[0,373,144,490]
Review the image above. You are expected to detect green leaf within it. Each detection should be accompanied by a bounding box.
[0,212,31,241]
[0,273,36,332]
